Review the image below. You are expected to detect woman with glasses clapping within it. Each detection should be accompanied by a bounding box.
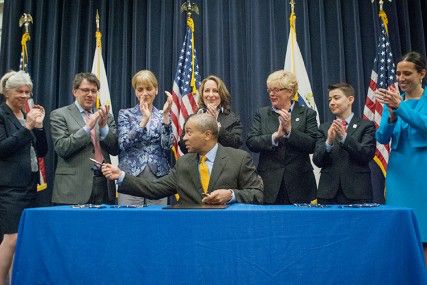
[246,70,318,205]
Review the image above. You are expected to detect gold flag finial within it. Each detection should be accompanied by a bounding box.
[371,0,392,12]
[181,0,199,19]
[19,13,33,72]
[19,13,33,33]
[290,0,295,15]
[96,10,100,31]
[180,0,199,94]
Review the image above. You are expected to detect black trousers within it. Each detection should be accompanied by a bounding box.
[317,184,372,205]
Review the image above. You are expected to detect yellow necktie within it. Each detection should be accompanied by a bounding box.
[199,155,210,193]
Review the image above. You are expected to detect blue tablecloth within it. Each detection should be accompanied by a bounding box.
[12,204,427,285]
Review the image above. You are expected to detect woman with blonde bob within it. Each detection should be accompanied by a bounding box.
[117,70,173,206]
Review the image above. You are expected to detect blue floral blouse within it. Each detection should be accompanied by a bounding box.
[118,105,173,177]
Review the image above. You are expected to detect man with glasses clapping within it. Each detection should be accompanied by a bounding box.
[50,73,119,205]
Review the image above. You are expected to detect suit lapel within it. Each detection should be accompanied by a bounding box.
[291,104,304,130]
[266,108,279,133]
[346,116,360,137]
[68,104,86,128]
[2,103,24,130]
[208,145,227,193]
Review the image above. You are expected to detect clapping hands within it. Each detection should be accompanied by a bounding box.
[162,91,173,124]
[272,108,291,143]
[25,105,45,130]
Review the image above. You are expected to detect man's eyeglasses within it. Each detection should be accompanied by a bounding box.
[267,88,290,94]
[78,88,98,95]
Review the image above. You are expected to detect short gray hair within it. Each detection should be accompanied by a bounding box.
[0,70,33,96]
[187,113,219,139]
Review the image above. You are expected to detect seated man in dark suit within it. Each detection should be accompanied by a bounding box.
[102,113,263,205]
[313,83,376,204]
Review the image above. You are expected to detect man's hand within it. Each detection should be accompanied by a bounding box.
[332,119,346,141]
[97,105,110,128]
[202,189,233,205]
[85,111,100,130]
[326,123,336,145]
[101,163,122,180]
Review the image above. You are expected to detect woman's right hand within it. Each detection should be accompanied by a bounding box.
[139,102,151,128]
[25,107,44,130]
[206,103,219,119]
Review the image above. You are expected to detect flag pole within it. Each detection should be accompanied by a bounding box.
[19,13,48,192]
[372,0,391,34]
[288,0,298,101]
[95,10,102,109]
[181,0,199,94]
[19,13,33,73]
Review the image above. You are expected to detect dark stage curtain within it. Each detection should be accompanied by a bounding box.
[0,0,426,205]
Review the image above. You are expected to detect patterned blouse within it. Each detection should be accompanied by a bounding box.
[118,105,173,177]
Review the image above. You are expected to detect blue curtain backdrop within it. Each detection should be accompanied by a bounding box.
[0,0,426,205]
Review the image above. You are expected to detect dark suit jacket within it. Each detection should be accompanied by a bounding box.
[246,104,317,204]
[119,144,263,204]
[50,103,119,204]
[313,116,375,200]
[178,109,243,154]
[0,103,48,188]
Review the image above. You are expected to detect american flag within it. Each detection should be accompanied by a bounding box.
[363,21,397,175]
[171,17,201,157]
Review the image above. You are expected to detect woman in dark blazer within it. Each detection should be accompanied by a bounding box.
[179,75,242,153]
[246,70,318,204]
[0,71,47,283]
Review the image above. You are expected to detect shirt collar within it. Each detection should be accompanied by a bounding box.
[201,143,219,163]
[340,112,354,125]
[272,101,295,113]
[75,101,94,114]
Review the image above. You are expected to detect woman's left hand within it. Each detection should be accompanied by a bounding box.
[162,91,173,124]
[376,87,401,110]
[32,105,45,128]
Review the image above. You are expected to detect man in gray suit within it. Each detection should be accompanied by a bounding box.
[50,73,119,204]
[102,113,263,205]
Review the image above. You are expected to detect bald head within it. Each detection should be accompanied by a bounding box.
[187,113,219,139]
[183,113,219,155]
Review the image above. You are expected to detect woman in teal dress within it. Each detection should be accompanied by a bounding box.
[376,51,427,261]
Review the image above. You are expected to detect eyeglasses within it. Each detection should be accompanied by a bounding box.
[267,88,290,94]
[15,90,32,97]
[78,88,98,95]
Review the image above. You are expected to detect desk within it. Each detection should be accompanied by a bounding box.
[12,205,427,285]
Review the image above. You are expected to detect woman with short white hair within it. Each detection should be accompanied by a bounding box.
[0,70,48,284]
